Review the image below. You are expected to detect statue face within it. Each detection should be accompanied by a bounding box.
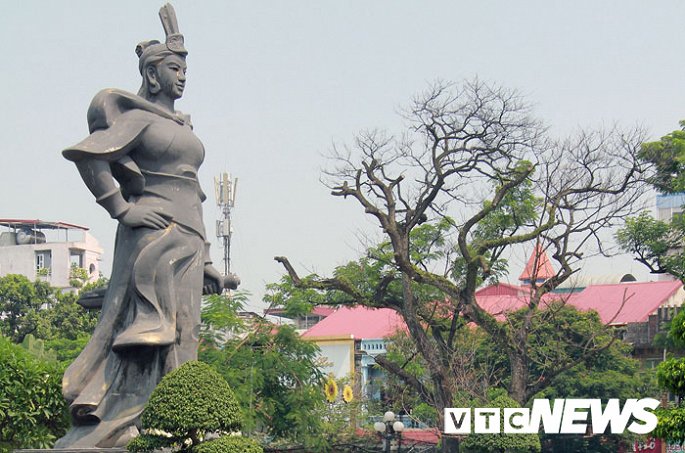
[155,54,187,100]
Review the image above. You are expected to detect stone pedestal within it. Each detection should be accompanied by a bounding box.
[12,448,127,453]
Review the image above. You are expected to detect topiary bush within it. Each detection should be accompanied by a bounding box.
[128,360,245,451]
[192,435,263,453]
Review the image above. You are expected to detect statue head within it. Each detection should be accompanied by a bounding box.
[136,41,187,100]
[136,4,188,101]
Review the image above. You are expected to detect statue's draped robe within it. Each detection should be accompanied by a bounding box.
[56,89,208,447]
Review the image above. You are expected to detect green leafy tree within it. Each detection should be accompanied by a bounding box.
[617,121,685,443]
[0,335,68,451]
[274,80,646,453]
[639,120,685,194]
[199,292,329,450]
[31,279,103,365]
[617,212,685,279]
[375,300,651,450]
[650,309,685,443]
[0,274,52,343]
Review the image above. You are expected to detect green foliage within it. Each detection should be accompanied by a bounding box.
[668,309,685,349]
[657,358,685,397]
[512,302,653,401]
[460,393,541,453]
[264,277,329,318]
[616,212,685,278]
[0,335,68,451]
[200,291,247,346]
[20,333,57,362]
[200,291,332,449]
[653,405,685,443]
[35,289,98,342]
[138,361,242,447]
[618,122,685,281]
[127,434,172,452]
[201,320,326,448]
[68,264,89,288]
[192,436,263,453]
[44,335,91,366]
[0,274,52,343]
[639,121,685,193]
[620,121,685,444]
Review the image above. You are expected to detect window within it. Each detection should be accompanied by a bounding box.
[35,250,52,275]
[70,251,84,268]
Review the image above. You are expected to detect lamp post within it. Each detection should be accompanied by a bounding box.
[373,410,404,452]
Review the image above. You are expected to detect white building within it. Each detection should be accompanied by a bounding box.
[656,193,685,221]
[0,219,103,289]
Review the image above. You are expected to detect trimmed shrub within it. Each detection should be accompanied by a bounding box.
[129,360,244,451]
[126,434,171,452]
[192,436,263,453]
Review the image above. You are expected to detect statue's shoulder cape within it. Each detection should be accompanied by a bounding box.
[62,89,191,197]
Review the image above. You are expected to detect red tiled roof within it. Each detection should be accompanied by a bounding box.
[402,428,440,444]
[565,280,683,325]
[519,243,556,282]
[302,306,406,339]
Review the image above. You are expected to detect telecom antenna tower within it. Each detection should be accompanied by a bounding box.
[214,172,237,277]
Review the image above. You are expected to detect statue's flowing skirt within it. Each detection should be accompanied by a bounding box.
[55,223,204,448]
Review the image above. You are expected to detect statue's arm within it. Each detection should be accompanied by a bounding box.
[75,158,170,230]
[76,159,130,219]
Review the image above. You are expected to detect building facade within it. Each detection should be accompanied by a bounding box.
[0,219,103,289]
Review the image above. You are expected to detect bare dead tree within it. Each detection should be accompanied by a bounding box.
[274,79,648,452]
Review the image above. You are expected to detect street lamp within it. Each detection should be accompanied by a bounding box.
[374,410,405,452]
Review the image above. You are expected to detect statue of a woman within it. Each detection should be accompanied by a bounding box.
[55,4,228,447]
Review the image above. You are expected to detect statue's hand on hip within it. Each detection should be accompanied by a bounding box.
[118,204,172,229]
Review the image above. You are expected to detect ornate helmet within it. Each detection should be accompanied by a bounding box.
[136,3,187,74]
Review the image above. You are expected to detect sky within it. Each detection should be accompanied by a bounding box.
[2,1,685,311]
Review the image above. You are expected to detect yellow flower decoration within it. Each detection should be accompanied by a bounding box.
[343,384,354,403]
[324,377,338,403]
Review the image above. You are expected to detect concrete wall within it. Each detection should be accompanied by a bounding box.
[0,231,103,289]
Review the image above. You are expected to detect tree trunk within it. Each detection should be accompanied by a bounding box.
[508,353,529,405]
[442,435,460,453]
[432,377,460,453]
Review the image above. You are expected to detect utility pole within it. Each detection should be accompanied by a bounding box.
[214,172,237,276]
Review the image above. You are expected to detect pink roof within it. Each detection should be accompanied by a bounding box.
[302,282,683,340]
[476,292,562,320]
[302,306,406,339]
[519,244,556,282]
[566,280,682,324]
[265,305,335,318]
[476,280,683,324]
[476,282,526,297]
